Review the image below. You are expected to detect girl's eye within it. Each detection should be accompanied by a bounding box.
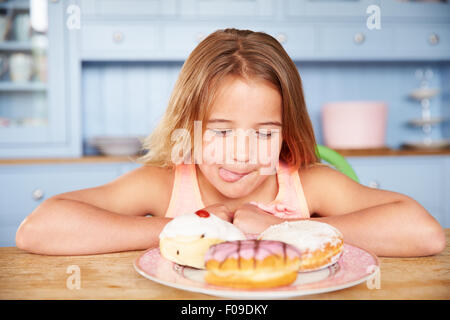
[212,129,233,137]
[256,130,273,139]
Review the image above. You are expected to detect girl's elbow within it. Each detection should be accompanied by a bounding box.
[15,218,38,252]
[408,202,446,256]
[16,211,49,254]
[424,225,446,256]
[415,215,446,256]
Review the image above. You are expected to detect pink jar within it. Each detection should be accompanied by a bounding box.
[321,101,388,149]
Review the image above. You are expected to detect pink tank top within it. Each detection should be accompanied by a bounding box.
[164,159,310,219]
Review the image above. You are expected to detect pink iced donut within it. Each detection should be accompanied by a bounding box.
[204,239,301,289]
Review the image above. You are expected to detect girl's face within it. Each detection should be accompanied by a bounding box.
[196,75,283,199]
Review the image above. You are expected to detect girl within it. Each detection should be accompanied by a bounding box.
[16,28,445,257]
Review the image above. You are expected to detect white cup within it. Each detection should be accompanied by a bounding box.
[0,15,9,42]
[0,54,8,78]
[13,13,31,42]
[9,53,33,82]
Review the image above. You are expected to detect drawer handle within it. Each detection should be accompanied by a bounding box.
[353,32,365,45]
[112,31,124,43]
[368,181,380,189]
[428,33,439,46]
[276,33,287,44]
[32,188,45,201]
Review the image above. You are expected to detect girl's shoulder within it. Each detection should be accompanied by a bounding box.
[298,162,334,182]
[128,164,176,217]
[297,163,339,215]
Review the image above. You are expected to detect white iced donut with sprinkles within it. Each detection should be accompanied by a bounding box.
[258,220,344,271]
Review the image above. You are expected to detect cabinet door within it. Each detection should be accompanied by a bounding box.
[0,1,81,158]
[179,0,275,18]
[80,0,177,17]
[382,0,450,20]
[284,0,378,18]
[81,23,160,60]
[0,163,123,247]
[317,24,394,59]
[348,156,447,227]
[394,24,450,60]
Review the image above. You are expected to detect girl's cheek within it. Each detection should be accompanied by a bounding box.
[258,136,282,176]
[202,135,225,165]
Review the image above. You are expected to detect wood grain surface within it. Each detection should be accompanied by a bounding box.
[0,230,449,300]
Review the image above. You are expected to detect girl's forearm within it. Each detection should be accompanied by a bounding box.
[16,198,170,255]
[311,200,445,257]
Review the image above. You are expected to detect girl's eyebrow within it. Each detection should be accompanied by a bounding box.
[207,118,282,126]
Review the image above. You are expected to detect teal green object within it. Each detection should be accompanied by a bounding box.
[315,144,360,183]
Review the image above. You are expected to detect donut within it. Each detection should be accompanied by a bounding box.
[159,210,246,269]
[258,220,344,272]
[204,239,301,289]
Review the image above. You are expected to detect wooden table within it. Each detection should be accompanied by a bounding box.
[1,230,449,300]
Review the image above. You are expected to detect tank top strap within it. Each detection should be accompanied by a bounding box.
[267,159,310,219]
[164,163,204,218]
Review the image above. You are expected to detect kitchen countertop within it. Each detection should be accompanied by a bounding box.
[0,229,449,300]
[0,148,449,165]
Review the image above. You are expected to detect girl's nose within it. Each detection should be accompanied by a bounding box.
[232,129,252,164]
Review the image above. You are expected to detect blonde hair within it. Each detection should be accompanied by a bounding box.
[136,28,320,170]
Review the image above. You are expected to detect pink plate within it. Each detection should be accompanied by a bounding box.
[133,243,379,299]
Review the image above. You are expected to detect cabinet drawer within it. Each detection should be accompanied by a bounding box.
[0,162,139,247]
[264,26,315,58]
[394,25,450,58]
[162,25,227,59]
[81,24,160,59]
[163,25,315,60]
[317,25,394,56]
[0,164,122,225]
[348,157,446,226]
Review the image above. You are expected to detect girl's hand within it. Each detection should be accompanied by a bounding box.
[233,203,284,234]
[201,203,234,223]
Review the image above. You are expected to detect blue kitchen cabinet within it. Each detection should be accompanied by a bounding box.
[0,161,139,246]
[78,0,450,62]
[284,0,378,18]
[348,156,448,228]
[284,0,450,21]
[178,0,275,18]
[381,0,450,20]
[80,0,178,17]
[0,0,81,158]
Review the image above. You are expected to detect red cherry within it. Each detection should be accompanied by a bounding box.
[195,210,210,218]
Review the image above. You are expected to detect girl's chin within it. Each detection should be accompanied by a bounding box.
[214,170,259,198]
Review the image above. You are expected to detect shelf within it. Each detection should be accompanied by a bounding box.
[0,0,29,11]
[1,148,450,165]
[333,147,450,157]
[0,155,140,165]
[0,41,33,51]
[0,82,47,91]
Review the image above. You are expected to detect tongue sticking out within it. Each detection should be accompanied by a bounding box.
[219,168,249,183]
